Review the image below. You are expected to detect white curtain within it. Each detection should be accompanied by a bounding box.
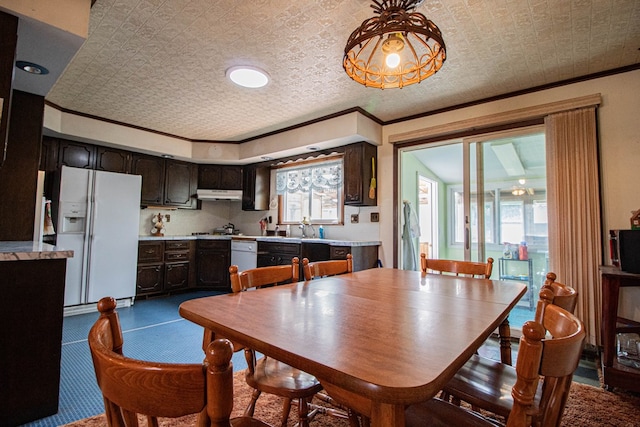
[545,107,602,346]
[275,160,343,194]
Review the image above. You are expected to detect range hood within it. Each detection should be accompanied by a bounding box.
[196,189,242,201]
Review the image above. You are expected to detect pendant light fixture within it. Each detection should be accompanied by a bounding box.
[344,0,446,89]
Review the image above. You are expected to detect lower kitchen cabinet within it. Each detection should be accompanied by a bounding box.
[136,239,192,296]
[163,240,191,291]
[136,263,163,295]
[196,240,231,291]
[257,241,301,267]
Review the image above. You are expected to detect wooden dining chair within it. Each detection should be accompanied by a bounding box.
[406,298,586,427]
[419,254,515,364]
[537,272,578,317]
[229,258,324,427]
[437,284,583,426]
[420,254,494,278]
[88,296,272,427]
[302,254,353,280]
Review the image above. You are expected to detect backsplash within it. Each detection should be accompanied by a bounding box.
[138,202,381,242]
[138,202,234,236]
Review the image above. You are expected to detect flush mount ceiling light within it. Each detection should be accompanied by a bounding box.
[343,0,446,89]
[15,60,49,75]
[226,66,270,88]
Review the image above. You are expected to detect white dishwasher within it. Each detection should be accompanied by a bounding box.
[231,239,258,272]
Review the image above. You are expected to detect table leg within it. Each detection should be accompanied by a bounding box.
[370,402,405,427]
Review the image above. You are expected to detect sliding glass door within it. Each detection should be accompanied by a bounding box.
[400,126,548,331]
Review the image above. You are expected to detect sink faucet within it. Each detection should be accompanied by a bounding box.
[299,217,315,238]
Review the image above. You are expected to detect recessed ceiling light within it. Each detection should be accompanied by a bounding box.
[161,154,174,159]
[227,66,270,88]
[261,156,274,161]
[307,146,319,151]
[16,60,49,75]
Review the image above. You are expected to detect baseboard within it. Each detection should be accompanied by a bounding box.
[63,297,135,317]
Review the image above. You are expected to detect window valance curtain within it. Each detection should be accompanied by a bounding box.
[275,160,343,194]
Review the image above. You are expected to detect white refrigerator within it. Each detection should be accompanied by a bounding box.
[56,166,142,306]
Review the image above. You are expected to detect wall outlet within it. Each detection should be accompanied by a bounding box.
[371,212,379,222]
[351,214,359,223]
[165,214,170,222]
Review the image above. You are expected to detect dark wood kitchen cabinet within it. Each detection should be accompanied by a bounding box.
[242,165,269,211]
[137,239,193,296]
[1,257,67,426]
[198,164,243,190]
[96,146,131,173]
[132,155,196,208]
[132,154,165,206]
[136,240,164,296]
[58,139,95,169]
[163,240,191,291]
[196,240,231,291]
[257,241,301,267]
[344,141,377,206]
[164,160,197,208]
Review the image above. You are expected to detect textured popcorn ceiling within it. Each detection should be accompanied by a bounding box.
[46,0,640,142]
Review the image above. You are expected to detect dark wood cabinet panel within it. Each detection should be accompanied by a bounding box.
[344,142,377,206]
[164,160,197,208]
[137,240,164,263]
[199,164,242,190]
[40,136,59,172]
[58,140,96,169]
[0,90,44,241]
[96,146,131,173]
[330,246,351,260]
[1,258,66,426]
[242,165,269,211]
[132,154,165,205]
[257,241,300,267]
[164,262,189,291]
[137,239,192,296]
[196,240,231,291]
[136,263,164,294]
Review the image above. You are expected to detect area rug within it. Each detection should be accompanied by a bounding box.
[63,371,640,426]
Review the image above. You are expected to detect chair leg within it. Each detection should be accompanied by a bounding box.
[244,388,262,417]
[280,398,293,427]
[297,397,310,427]
[499,318,512,365]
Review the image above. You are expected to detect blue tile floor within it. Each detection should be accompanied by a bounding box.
[21,290,600,426]
[21,291,247,427]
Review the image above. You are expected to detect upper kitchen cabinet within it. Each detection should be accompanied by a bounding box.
[132,154,197,209]
[242,165,270,211]
[344,142,377,206]
[95,146,131,173]
[40,137,131,174]
[198,164,242,190]
[164,160,197,209]
[58,139,95,169]
[132,154,165,206]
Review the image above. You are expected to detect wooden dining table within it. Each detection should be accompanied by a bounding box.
[179,268,526,427]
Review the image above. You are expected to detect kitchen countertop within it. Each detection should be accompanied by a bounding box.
[0,241,74,261]
[139,235,380,247]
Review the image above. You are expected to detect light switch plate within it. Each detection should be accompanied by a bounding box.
[351,214,359,223]
[371,212,379,222]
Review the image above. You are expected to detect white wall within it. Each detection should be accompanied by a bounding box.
[379,69,640,320]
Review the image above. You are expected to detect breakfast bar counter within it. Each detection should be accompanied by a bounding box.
[0,241,73,425]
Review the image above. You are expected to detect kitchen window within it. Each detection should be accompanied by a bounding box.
[276,157,343,225]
